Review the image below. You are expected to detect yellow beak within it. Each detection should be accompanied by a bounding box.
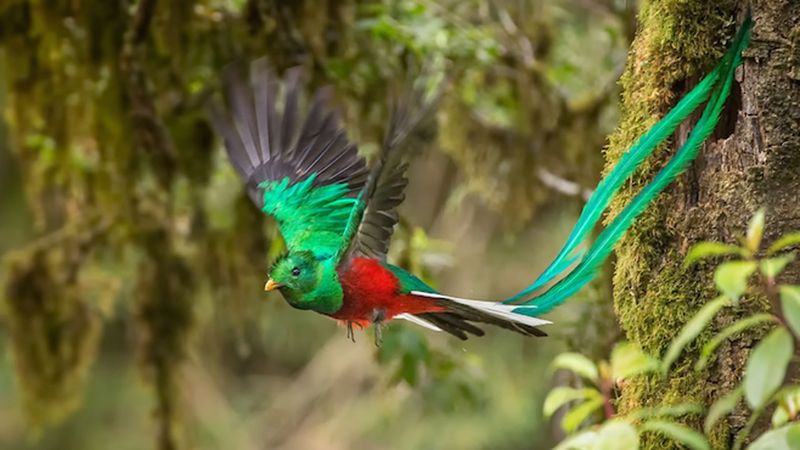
[264,278,283,292]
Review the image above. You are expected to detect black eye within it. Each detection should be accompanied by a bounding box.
[291,267,301,277]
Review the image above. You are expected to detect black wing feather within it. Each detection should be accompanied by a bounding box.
[345,77,441,260]
[351,161,409,259]
[210,58,368,208]
[250,59,273,163]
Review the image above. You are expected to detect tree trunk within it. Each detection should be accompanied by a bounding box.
[607,1,800,448]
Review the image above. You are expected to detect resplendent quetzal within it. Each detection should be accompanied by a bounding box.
[211,16,751,344]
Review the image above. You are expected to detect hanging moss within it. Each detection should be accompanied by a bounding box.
[133,227,194,450]
[2,228,105,430]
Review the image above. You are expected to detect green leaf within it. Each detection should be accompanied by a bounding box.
[696,314,777,370]
[561,396,604,432]
[543,387,602,418]
[685,242,744,266]
[377,327,432,386]
[788,424,800,449]
[553,430,598,450]
[767,231,800,255]
[746,208,766,253]
[705,387,743,433]
[760,254,796,279]
[641,420,710,450]
[747,422,800,450]
[594,420,639,450]
[780,286,800,337]
[662,296,730,375]
[551,353,600,383]
[772,404,790,428]
[771,386,800,428]
[744,327,794,409]
[714,261,757,300]
[610,342,659,381]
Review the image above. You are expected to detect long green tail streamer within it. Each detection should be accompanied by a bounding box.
[508,15,752,315]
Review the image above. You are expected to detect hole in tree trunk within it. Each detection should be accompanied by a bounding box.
[714,78,742,140]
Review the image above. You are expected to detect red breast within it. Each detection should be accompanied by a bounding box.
[333,257,444,323]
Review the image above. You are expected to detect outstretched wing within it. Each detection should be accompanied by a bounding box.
[348,158,409,259]
[210,58,369,253]
[338,78,440,261]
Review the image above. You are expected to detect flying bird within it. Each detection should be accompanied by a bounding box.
[210,17,751,344]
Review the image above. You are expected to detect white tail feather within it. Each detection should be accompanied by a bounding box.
[396,313,443,332]
[409,291,552,328]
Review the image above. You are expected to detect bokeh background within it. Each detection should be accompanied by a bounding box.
[0,1,635,449]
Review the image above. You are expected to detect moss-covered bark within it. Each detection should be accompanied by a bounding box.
[607,1,800,448]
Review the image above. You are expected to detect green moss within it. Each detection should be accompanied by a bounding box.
[2,235,104,431]
[134,227,195,450]
[604,1,741,448]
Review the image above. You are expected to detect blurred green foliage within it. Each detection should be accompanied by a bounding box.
[0,1,632,449]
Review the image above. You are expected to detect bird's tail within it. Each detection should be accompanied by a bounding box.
[503,14,752,317]
[397,15,751,338]
[403,291,550,340]
[386,264,551,339]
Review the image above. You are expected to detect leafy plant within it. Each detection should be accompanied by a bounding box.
[545,209,800,449]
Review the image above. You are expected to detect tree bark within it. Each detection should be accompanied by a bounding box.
[608,1,800,448]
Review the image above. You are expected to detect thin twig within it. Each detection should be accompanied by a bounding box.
[600,378,616,419]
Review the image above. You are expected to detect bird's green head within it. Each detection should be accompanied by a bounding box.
[264,251,343,315]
